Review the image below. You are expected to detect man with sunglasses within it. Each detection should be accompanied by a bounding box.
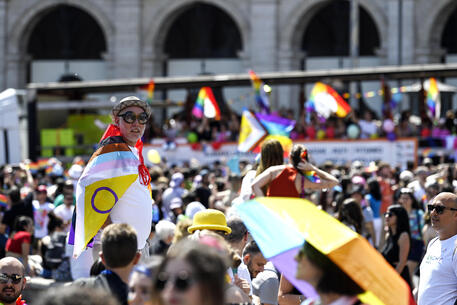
[0,257,26,305]
[418,192,457,305]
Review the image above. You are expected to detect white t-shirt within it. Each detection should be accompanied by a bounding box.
[418,235,457,305]
[53,204,75,233]
[32,200,54,238]
[239,170,257,201]
[227,262,253,295]
[109,146,153,250]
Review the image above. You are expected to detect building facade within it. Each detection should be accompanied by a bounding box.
[1,0,457,115]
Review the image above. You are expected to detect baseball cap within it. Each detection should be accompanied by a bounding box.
[112,96,151,117]
[170,172,184,188]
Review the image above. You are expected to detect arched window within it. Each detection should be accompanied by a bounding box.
[441,7,457,54]
[27,5,106,59]
[164,3,242,58]
[302,1,379,56]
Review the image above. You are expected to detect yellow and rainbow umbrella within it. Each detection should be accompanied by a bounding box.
[235,197,415,305]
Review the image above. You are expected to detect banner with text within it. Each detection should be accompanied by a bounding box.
[144,138,417,169]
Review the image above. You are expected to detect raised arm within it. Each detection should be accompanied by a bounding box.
[251,165,283,197]
[298,162,339,189]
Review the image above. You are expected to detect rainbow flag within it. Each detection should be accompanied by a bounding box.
[304,171,321,183]
[192,87,221,120]
[249,70,270,113]
[0,194,7,208]
[255,113,295,154]
[27,162,39,173]
[69,126,142,258]
[256,113,295,137]
[37,159,48,169]
[307,82,351,118]
[146,80,155,103]
[426,78,440,120]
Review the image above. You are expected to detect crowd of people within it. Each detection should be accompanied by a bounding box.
[145,106,457,145]
[0,95,456,305]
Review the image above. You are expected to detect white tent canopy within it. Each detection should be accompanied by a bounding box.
[402,79,457,92]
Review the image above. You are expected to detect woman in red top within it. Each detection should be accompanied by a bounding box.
[252,144,339,198]
[6,216,34,275]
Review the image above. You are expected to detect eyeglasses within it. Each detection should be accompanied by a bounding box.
[118,111,149,124]
[384,212,393,217]
[0,273,23,284]
[427,204,457,215]
[155,271,196,292]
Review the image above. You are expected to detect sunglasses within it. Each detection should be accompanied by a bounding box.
[155,271,196,292]
[427,204,457,215]
[118,111,149,124]
[0,273,23,284]
[384,212,393,217]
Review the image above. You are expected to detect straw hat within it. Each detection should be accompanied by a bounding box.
[188,209,232,234]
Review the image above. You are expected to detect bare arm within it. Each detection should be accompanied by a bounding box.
[396,232,410,274]
[278,275,303,305]
[251,166,282,198]
[21,242,30,274]
[298,162,339,190]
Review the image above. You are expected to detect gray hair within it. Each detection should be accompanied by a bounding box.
[155,220,176,241]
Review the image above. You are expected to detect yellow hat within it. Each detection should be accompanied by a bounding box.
[188,209,232,234]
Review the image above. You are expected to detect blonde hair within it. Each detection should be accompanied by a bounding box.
[172,218,193,244]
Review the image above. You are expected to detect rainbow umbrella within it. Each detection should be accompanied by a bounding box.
[235,197,414,305]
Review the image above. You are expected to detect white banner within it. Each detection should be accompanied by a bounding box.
[144,138,417,169]
[302,139,417,168]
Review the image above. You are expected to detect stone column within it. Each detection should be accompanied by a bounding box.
[386,0,400,65]
[0,0,6,90]
[401,0,415,65]
[249,0,279,72]
[5,52,21,89]
[249,0,279,107]
[277,47,304,116]
[111,0,142,78]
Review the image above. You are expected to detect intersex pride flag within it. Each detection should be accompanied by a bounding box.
[69,125,146,257]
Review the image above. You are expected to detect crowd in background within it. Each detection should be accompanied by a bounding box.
[144,107,457,145]
[0,143,456,304]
